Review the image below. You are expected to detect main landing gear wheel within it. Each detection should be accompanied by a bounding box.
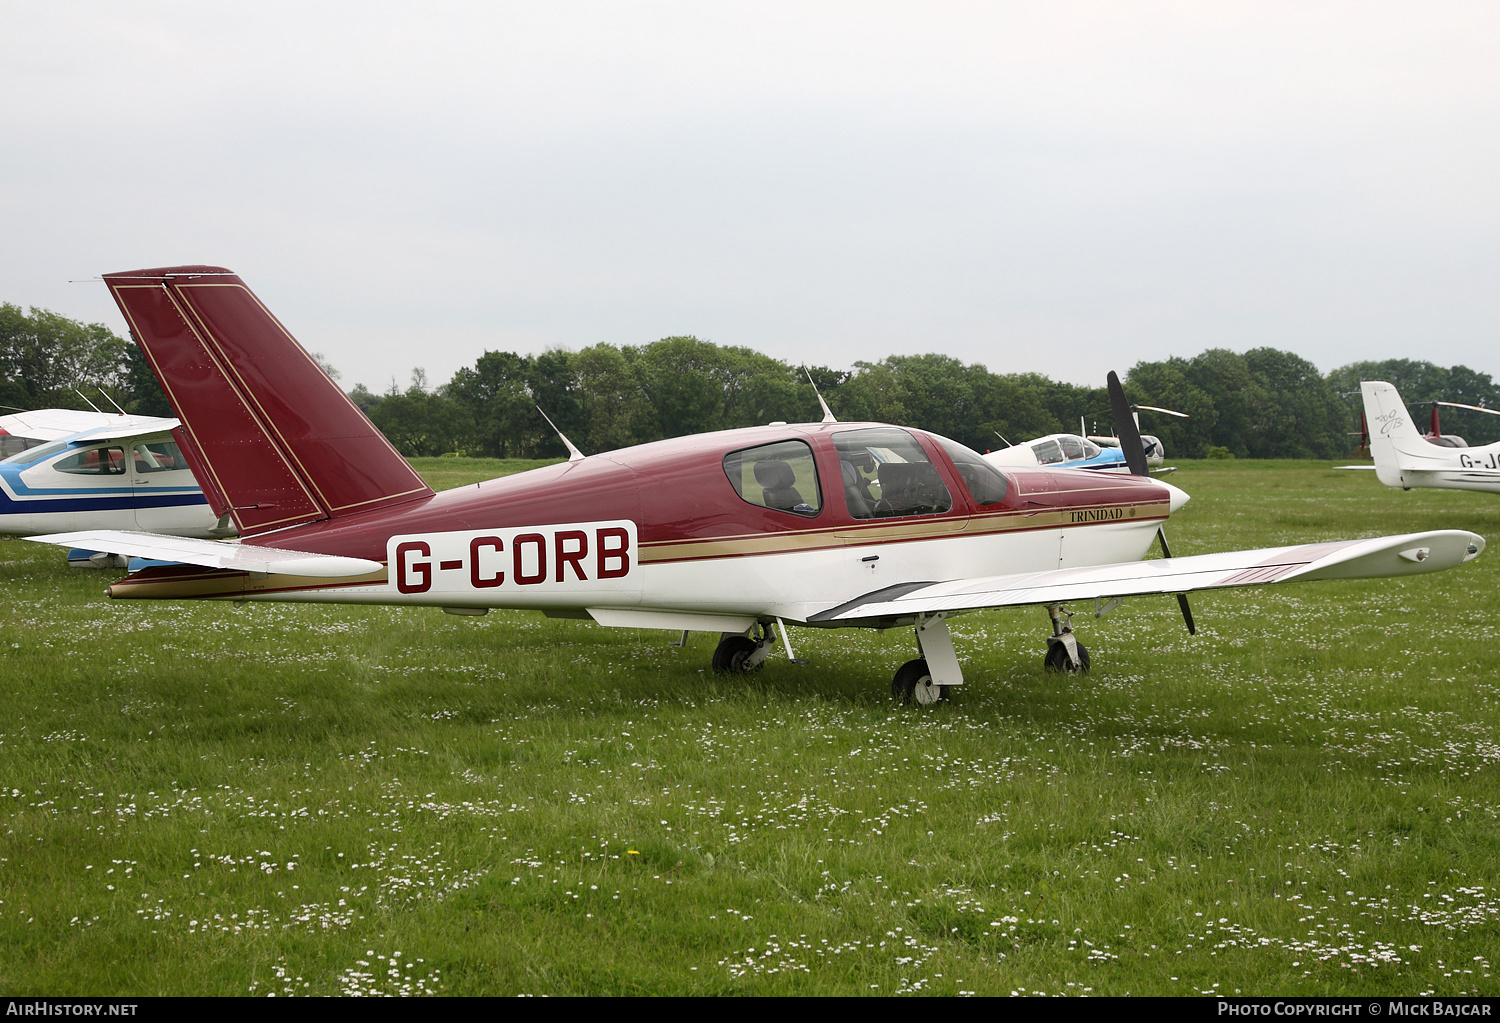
[891,658,949,705]
[1043,636,1091,674]
[712,627,776,675]
[712,635,760,674]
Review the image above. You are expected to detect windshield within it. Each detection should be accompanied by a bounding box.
[832,427,952,519]
[931,435,1009,506]
[1,440,69,466]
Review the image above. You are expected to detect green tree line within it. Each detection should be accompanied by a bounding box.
[359,342,1500,460]
[5,303,1498,458]
[0,303,169,416]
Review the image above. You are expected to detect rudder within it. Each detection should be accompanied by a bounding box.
[105,266,432,536]
[1361,380,1421,488]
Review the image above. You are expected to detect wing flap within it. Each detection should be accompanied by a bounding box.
[815,530,1483,622]
[25,530,382,579]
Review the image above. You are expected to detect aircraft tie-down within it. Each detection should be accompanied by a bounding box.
[24,267,1487,705]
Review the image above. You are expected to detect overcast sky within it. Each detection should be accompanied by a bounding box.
[3,2,1498,393]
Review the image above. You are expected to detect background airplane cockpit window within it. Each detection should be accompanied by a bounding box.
[1031,438,1066,464]
[932,435,1009,506]
[53,446,125,475]
[132,440,184,473]
[833,427,953,519]
[722,440,822,516]
[1,440,68,466]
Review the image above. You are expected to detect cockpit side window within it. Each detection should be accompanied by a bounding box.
[931,435,1009,506]
[832,427,953,519]
[1081,439,1102,459]
[53,446,125,475]
[1031,438,1065,465]
[133,440,186,473]
[1058,436,1086,461]
[723,439,822,516]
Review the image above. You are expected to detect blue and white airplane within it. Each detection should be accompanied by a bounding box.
[983,403,1185,474]
[984,432,1173,474]
[0,410,226,561]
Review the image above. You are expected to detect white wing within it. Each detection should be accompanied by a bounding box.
[0,410,178,442]
[812,530,1483,623]
[24,530,382,579]
[66,419,182,443]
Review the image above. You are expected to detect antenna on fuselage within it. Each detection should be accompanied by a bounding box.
[993,430,1013,448]
[74,389,103,413]
[536,406,585,462]
[804,368,837,423]
[98,389,128,415]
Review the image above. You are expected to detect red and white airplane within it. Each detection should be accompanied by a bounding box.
[24,267,1487,704]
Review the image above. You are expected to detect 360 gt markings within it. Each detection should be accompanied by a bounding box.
[388,521,637,595]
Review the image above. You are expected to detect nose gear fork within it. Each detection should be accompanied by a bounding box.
[1044,604,1090,673]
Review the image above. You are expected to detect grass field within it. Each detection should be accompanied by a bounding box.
[1,458,1497,996]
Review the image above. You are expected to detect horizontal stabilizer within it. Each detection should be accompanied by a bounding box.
[814,530,1484,622]
[25,530,382,579]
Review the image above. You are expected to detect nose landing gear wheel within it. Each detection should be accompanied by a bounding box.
[1043,637,1091,674]
[892,658,949,705]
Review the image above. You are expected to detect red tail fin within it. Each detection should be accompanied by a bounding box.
[105,266,433,536]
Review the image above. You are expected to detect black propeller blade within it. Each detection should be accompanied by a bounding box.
[1106,371,1151,477]
[1107,370,1195,635]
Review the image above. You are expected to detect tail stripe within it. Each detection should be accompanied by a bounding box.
[171,283,429,514]
[105,267,433,536]
[113,282,325,533]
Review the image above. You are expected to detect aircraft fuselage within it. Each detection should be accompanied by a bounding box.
[108,422,1180,628]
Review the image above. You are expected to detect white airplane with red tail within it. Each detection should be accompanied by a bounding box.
[23,267,1487,704]
[1362,381,1500,494]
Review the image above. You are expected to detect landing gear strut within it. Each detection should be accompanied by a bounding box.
[1043,604,1090,674]
[711,623,776,674]
[891,614,962,705]
[891,658,948,705]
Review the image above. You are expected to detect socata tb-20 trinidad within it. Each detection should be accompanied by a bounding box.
[24,267,1487,704]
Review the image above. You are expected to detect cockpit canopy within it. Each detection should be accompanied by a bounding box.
[720,426,1008,520]
[985,433,1104,467]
